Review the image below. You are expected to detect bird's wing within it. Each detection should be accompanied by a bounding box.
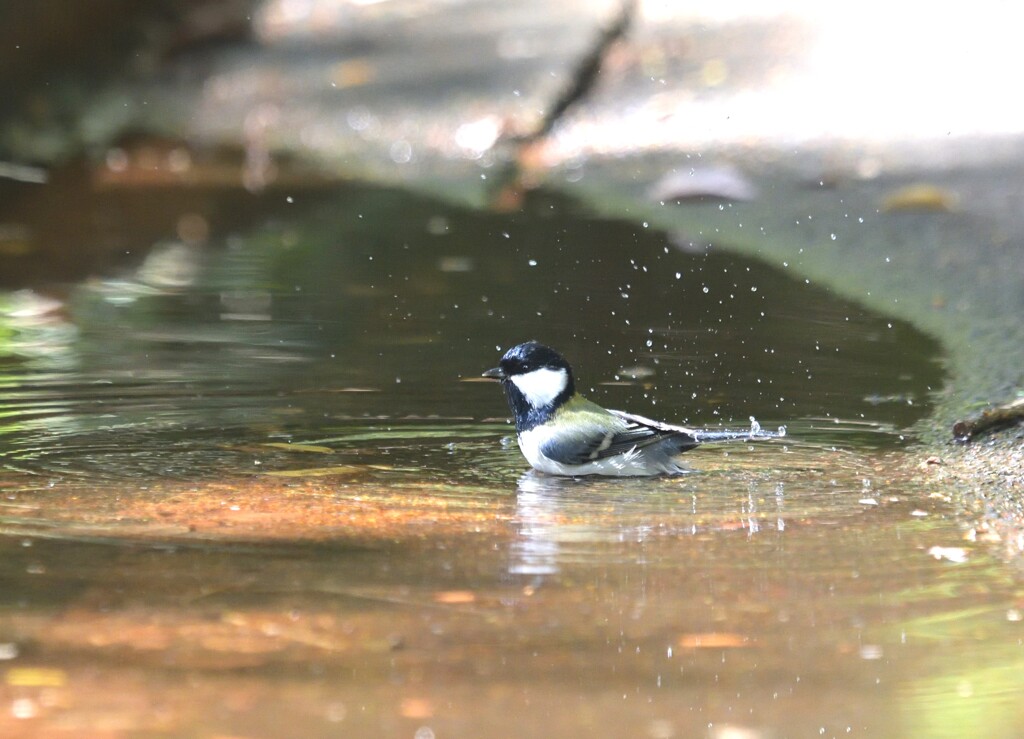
[538,407,699,466]
[605,409,700,454]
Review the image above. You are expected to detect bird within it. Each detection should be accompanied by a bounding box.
[482,341,781,476]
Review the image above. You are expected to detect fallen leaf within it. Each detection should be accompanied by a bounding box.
[6,667,67,687]
[881,184,957,212]
[330,59,375,88]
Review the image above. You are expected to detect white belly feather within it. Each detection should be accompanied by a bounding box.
[518,424,684,477]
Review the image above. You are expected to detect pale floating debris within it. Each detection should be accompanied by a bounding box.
[0,160,48,183]
[859,644,884,660]
[260,442,334,454]
[220,288,272,321]
[265,465,367,478]
[432,590,476,604]
[648,165,758,203]
[426,215,449,235]
[399,697,434,720]
[11,698,37,720]
[647,719,676,739]
[668,232,710,254]
[617,365,656,380]
[437,255,474,273]
[864,393,915,405]
[454,115,502,157]
[677,632,750,649]
[927,546,968,563]
[137,242,200,288]
[910,509,929,517]
[858,498,879,506]
[3,289,63,319]
[1006,609,1022,622]
[389,139,413,164]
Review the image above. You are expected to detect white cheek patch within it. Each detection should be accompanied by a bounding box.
[510,367,568,408]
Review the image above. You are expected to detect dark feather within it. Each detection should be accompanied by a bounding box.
[539,408,699,466]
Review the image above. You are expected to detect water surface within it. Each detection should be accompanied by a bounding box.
[1,184,1021,737]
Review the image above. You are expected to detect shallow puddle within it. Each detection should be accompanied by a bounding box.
[1,184,1021,737]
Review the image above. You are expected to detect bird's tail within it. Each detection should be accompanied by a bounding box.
[695,417,786,444]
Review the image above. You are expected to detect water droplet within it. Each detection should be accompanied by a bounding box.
[702,286,709,293]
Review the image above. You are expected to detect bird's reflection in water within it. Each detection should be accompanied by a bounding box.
[508,469,791,577]
[509,470,570,577]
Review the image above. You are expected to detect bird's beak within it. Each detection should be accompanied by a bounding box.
[481,367,506,381]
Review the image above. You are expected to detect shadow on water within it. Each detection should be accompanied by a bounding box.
[0,184,938,475]
[1,181,1022,737]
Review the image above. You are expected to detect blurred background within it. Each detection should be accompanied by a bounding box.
[2,0,1022,407]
